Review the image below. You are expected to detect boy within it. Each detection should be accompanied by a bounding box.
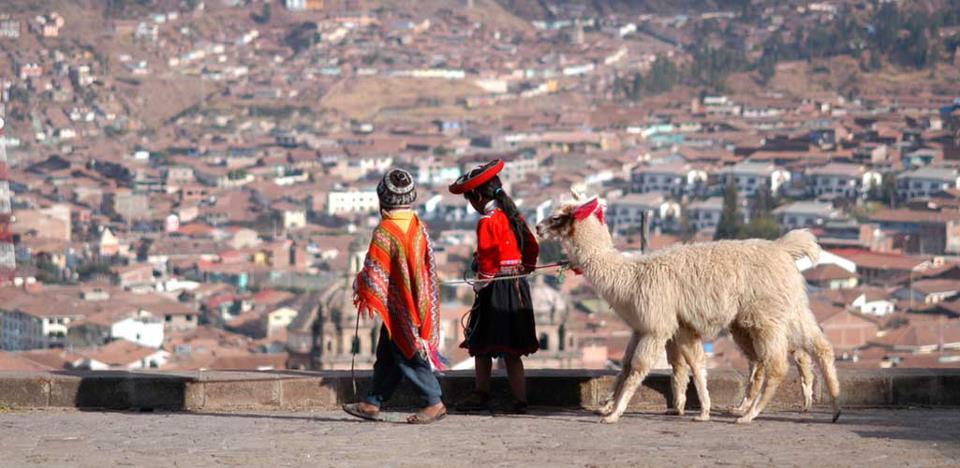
[343,168,446,424]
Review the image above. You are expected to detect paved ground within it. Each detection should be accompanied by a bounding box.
[1,408,958,467]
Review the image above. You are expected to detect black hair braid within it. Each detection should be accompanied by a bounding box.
[475,175,527,252]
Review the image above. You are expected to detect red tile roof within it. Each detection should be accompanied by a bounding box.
[804,264,860,282]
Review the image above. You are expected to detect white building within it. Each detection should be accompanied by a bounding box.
[0,289,82,349]
[281,207,307,230]
[110,313,165,348]
[721,161,791,197]
[608,192,681,234]
[806,163,881,199]
[413,158,460,186]
[326,190,379,216]
[898,166,960,200]
[267,306,300,338]
[773,201,842,230]
[73,340,170,370]
[632,162,708,197]
[284,0,324,11]
[686,197,723,232]
[854,291,896,316]
[0,309,45,350]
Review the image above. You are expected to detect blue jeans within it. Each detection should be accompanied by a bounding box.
[365,326,443,408]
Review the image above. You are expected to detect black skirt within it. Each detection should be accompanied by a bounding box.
[461,277,539,358]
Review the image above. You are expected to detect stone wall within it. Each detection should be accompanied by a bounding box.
[0,369,958,412]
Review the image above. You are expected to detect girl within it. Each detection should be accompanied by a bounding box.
[449,159,540,413]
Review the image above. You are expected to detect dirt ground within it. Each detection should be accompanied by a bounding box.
[1,408,958,467]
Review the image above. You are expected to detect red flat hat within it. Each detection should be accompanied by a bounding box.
[448,159,504,194]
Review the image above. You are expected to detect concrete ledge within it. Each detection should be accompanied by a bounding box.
[1,369,958,412]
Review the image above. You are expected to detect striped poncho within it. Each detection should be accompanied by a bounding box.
[354,211,442,368]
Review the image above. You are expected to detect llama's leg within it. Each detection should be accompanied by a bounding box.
[666,338,689,416]
[598,331,639,416]
[730,324,760,416]
[732,362,761,416]
[679,336,710,422]
[738,360,766,417]
[600,334,667,424]
[737,334,789,424]
[811,333,841,422]
[793,349,815,413]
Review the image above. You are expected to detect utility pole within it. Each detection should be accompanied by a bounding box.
[639,211,649,253]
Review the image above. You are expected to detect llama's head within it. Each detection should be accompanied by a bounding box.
[536,189,612,253]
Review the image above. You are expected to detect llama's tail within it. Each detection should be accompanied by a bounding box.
[776,229,821,263]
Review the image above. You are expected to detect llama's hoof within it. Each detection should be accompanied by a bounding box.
[665,408,684,416]
[832,410,841,423]
[735,415,754,424]
[600,414,620,424]
[693,413,710,422]
[729,406,748,417]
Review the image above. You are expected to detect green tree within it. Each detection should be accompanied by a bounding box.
[645,55,679,94]
[629,72,643,101]
[872,172,899,208]
[714,178,742,240]
[739,183,780,240]
[750,183,775,221]
[678,209,696,243]
[253,3,272,24]
[738,217,781,240]
[757,54,776,84]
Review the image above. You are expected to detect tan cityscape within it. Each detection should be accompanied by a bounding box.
[1,0,959,465]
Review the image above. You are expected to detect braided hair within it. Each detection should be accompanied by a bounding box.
[467,174,527,252]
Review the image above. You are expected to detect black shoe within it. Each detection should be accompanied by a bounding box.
[455,391,492,412]
[511,400,529,415]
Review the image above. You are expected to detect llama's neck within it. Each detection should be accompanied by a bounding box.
[567,232,634,301]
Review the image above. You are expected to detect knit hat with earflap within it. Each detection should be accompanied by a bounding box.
[377,168,417,208]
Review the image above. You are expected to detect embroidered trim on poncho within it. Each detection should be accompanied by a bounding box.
[354,214,442,368]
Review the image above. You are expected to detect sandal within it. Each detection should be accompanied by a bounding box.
[342,403,383,422]
[454,391,492,412]
[407,405,447,425]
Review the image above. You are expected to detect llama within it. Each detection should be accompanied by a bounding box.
[536,195,841,424]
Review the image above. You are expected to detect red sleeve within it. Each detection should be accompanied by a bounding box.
[521,223,539,270]
[476,216,500,279]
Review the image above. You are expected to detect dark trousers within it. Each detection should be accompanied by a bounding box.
[365,326,443,408]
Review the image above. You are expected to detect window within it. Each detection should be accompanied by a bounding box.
[186,315,194,322]
[165,315,172,322]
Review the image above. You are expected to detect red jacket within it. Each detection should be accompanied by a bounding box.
[476,208,539,279]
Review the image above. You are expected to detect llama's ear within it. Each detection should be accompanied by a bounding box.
[570,185,585,200]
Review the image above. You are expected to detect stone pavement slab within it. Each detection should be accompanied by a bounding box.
[1,408,958,467]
